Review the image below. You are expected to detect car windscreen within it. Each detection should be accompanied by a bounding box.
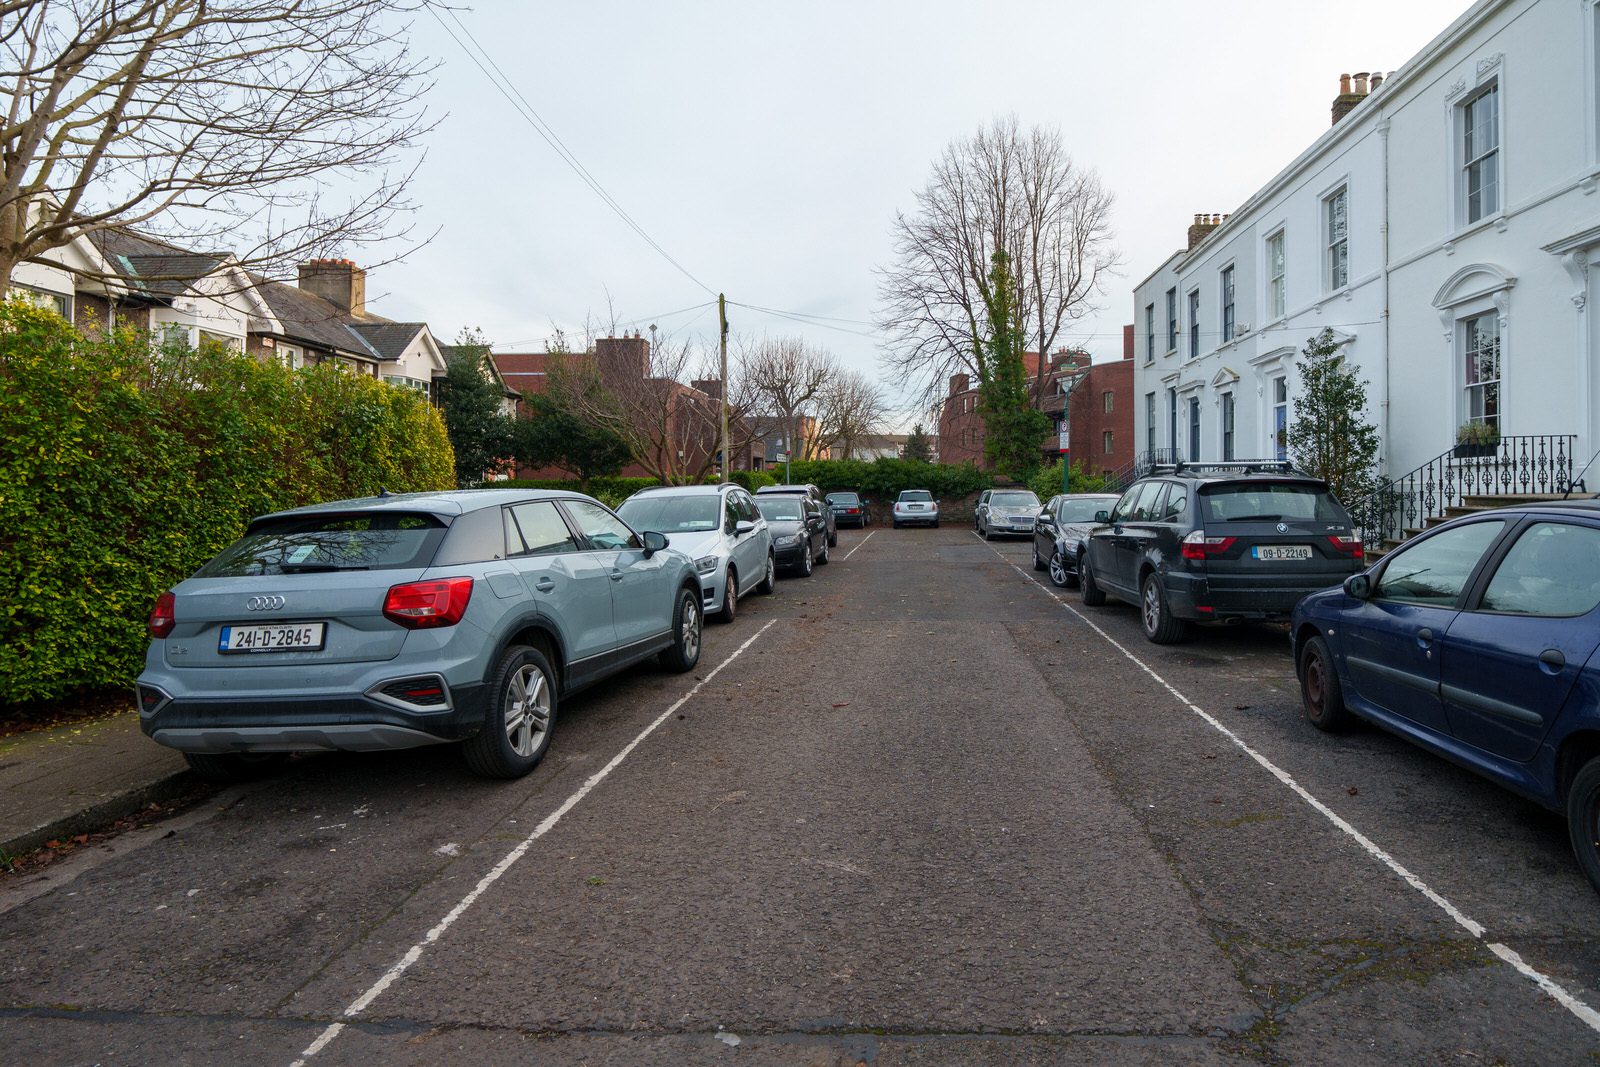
[756,498,803,521]
[900,491,932,502]
[992,491,1039,508]
[1058,497,1115,523]
[196,512,448,576]
[616,495,721,532]
[1199,483,1348,524]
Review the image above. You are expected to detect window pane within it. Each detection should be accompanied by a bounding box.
[1480,522,1600,617]
[1375,520,1505,606]
[505,501,578,556]
[563,500,641,551]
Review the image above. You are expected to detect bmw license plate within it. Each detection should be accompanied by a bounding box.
[218,622,326,653]
[1253,545,1312,561]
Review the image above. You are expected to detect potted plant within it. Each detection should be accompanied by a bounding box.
[1453,420,1500,458]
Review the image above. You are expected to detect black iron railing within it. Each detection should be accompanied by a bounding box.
[1350,434,1579,550]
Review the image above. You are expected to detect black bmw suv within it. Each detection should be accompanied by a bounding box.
[1078,462,1364,643]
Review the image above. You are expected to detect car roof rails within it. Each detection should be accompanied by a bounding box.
[1160,460,1304,477]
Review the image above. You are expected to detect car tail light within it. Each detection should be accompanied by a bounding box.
[1328,534,1365,559]
[1180,531,1237,560]
[148,591,176,638]
[383,577,474,629]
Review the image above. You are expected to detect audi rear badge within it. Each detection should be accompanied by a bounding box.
[246,595,286,611]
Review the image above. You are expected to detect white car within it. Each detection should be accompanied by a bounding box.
[617,484,775,623]
[892,489,940,528]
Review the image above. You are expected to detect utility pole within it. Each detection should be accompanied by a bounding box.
[718,293,730,484]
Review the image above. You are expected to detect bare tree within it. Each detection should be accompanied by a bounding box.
[813,367,886,460]
[744,336,837,463]
[0,0,434,288]
[544,334,759,485]
[876,115,1119,406]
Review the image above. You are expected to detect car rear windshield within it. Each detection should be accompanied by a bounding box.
[617,495,720,532]
[756,498,803,521]
[1199,482,1348,524]
[992,491,1039,507]
[828,493,860,505]
[196,512,448,576]
[900,490,932,502]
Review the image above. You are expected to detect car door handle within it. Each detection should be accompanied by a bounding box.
[1540,649,1566,670]
[610,570,624,582]
[1416,627,1434,645]
[534,577,555,592]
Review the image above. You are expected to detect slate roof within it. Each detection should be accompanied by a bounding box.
[348,322,425,361]
[87,229,228,299]
[250,277,387,361]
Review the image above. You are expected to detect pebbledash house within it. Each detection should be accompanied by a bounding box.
[1130,0,1600,543]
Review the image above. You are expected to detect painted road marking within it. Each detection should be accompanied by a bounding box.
[290,619,779,1065]
[983,540,1600,1036]
[841,529,877,560]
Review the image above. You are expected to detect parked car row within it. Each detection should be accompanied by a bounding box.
[1009,460,1600,896]
[137,480,849,787]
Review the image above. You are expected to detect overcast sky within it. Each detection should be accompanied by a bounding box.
[372,0,1474,428]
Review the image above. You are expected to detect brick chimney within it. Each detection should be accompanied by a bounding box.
[298,258,366,315]
[1187,213,1226,250]
[595,332,650,381]
[691,377,723,401]
[1331,72,1369,125]
[949,372,970,395]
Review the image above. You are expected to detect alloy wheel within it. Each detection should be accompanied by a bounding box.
[504,663,552,758]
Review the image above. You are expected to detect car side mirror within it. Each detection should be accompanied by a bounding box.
[735,520,755,535]
[1343,574,1372,600]
[641,530,669,557]
[1094,510,1110,523]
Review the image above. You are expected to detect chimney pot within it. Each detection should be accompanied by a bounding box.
[1370,72,1384,90]
[1339,73,1351,94]
[1354,72,1370,94]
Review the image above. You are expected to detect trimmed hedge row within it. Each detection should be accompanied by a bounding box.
[0,301,455,705]
[779,458,992,501]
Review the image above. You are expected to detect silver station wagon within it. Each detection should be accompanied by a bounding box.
[137,489,703,782]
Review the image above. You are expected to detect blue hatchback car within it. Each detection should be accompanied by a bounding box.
[137,489,703,783]
[1290,499,1600,892]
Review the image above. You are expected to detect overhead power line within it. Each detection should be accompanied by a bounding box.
[425,4,716,298]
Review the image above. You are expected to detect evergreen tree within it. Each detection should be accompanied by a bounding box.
[903,423,933,462]
[513,394,632,484]
[440,328,514,487]
[977,250,1050,479]
[1287,328,1381,505]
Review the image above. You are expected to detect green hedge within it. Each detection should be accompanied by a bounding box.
[1025,458,1118,499]
[0,301,455,706]
[780,458,992,501]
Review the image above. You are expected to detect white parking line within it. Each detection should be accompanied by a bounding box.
[984,542,1600,1036]
[841,530,876,560]
[289,619,779,1065]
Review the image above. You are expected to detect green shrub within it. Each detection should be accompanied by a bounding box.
[783,457,991,501]
[1026,458,1116,499]
[0,301,454,706]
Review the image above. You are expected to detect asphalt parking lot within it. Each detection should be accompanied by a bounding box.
[3,524,1599,1065]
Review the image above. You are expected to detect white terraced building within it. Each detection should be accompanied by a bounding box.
[1131,0,1600,531]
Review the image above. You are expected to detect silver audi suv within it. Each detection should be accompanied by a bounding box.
[136,489,702,782]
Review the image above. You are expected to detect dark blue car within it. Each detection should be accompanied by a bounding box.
[1290,499,1600,893]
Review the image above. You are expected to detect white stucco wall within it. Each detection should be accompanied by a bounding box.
[1133,0,1600,491]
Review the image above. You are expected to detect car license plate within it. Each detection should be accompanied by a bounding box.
[218,622,326,653]
[1253,545,1312,561]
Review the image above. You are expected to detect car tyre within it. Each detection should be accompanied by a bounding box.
[183,751,287,784]
[1566,760,1600,895]
[828,528,838,548]
[1048,548,1071,588]
[1140,573,1190,644]
[817,539,830,565]
[1032,542,1047,571]
[1080,553,1107,606]
[798,543,814,576]
[1298,635,1353,732]
[932,519,940,528]
[659,585,703,673]
[892,520,901,529]
[757,552,777,595]
[463,644,556,779]
[717,568,738,623]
